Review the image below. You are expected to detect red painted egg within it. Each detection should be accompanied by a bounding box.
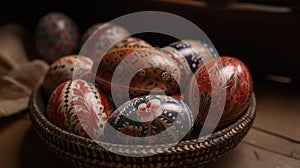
[187,56,253,135]
[35,12,80,64]
[79,22,130,60]
[95,48,180,105]
[47,79,114,140]
[104,95,194,145]
[42,55,93,96]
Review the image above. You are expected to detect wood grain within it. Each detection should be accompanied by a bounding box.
[206,143,300,168]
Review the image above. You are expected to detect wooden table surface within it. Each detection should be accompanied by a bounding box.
[0,80,300,168]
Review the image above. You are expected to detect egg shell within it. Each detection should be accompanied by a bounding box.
[105,95,194,145]
[172,91,184,101]
[95,48,180,105]
[79,22,130,60]
[169,40,218,72]
[160,46,191,86]
[80,23,104,46]
[112,36,153,49]
[35,12,80,64]
[42,55,93,96]
[46,79,114,140]
[187,56,253,136]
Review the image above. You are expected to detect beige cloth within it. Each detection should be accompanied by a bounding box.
[0,24,49,117]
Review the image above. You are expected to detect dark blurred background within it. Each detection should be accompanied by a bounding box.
[0,0,299,86]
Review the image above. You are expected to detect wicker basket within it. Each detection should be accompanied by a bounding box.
[29,86,256,168]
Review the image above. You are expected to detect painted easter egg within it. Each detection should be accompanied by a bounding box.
[46,79,114,140]
[80,23,104,46]
[79,22,130,60]
[104,95,193,145]
[112,36,153,49]
[95,48,180,106]
[172,91,184,101]
[187,56,253,136]
[168,40,218,72]
[35,12,80,64]
[160,46,191,85]
[42,55,93,96]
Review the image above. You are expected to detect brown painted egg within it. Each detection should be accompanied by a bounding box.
[79,22,130,60]
[160,46,191,86]
[187,56,253,136]
[104,95,194,145]
[172,91,184,101]
[35,12,80,64]
[95,48,180,106]
[80,23,104,47]
[42,55,93,96]
[47,79,114,140]
[112,36,153,49]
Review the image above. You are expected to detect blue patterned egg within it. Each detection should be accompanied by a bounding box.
[168,40,219,72]
[104,95,194,145]
[35,12,80,64]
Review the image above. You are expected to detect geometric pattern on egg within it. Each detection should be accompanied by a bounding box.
[160,46,191,86]
[112,36,153,49]
[42,55,93,96]
[95,48,180,103]
[105,95,194,145]
[168,40,219,73]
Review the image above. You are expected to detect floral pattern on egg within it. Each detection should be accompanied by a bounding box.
[79,22,130,60]
[187,56,253,135]
[169,40,218,72]
[35,12,80,64]
[47,79,114,140]
[42,55,93,96]
[105,95,193,145]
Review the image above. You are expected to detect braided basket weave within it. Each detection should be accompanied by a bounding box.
[29,86,256,168]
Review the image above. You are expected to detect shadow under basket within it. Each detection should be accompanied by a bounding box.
[29,86,256,168]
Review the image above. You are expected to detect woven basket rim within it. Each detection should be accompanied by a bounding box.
[29,86,256,154]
